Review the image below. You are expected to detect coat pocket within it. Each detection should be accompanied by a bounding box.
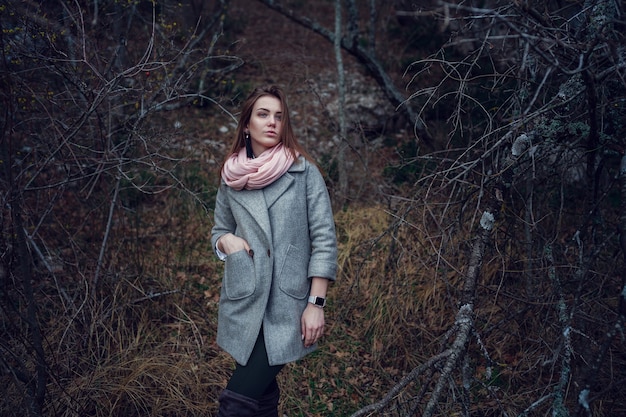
[223,250,256,300]
[278,245,309,299]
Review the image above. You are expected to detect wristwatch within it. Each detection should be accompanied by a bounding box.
[308,295,326,308]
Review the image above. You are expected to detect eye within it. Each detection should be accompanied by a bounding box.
[275,114,282,121]
[258,112,268,118]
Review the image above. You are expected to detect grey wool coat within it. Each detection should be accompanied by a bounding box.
[210,156,338,366]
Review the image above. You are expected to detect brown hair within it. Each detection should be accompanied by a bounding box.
[220,85,313,173]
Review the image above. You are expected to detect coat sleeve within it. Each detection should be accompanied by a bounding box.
[305,163,338,281]
[211,182,236,258]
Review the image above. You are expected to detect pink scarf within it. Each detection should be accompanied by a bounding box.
[221,144,298,190]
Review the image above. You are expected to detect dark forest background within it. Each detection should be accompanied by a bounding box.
[1,1,626,416]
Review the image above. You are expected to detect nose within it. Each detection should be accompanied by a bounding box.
[268,116,276,125]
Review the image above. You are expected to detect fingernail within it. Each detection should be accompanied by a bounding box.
[248,249,254,257]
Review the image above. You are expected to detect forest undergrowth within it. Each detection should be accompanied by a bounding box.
[4,146,622,417]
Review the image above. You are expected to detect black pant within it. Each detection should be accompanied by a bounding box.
[225,328,284,400]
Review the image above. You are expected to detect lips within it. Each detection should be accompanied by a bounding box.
[266,131,277,137]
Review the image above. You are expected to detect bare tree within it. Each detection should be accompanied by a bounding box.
[255,0,431,146]
[1,1,239,415]
[347,0,626,415]
[334,0,349,202]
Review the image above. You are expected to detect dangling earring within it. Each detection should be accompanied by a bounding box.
[245,132,254,158]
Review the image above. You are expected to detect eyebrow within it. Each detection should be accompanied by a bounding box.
[257,107,282,113]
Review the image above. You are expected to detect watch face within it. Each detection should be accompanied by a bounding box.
[309,295,326,307]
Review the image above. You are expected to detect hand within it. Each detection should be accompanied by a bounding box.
[218,233,252,256]
[301,303,325,348]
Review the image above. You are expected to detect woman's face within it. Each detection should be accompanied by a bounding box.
[245,95,283,157]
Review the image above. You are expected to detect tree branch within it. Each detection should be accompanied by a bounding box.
[254,0,431,145]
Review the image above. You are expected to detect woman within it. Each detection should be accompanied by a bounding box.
[210,85,338,417]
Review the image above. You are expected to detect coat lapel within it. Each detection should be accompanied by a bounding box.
[263,157,305,208]
[228,188,272,242]
[263,173,294,209]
